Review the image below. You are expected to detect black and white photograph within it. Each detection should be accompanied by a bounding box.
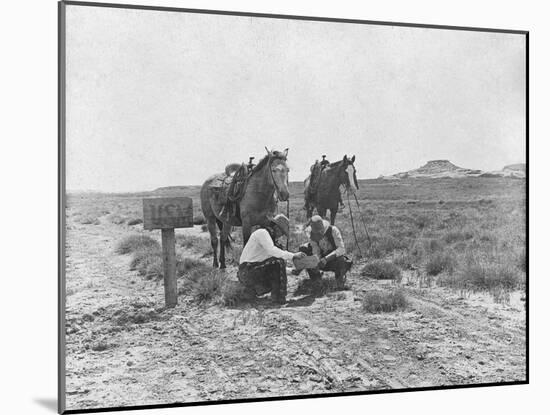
[59,1,527,413]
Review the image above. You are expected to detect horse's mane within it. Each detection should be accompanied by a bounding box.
[327,159,344,169]
[321,158,353,183]
[252,151,287,174]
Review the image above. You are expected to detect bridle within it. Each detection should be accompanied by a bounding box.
[333,161,350,190]
[267,156,288,202]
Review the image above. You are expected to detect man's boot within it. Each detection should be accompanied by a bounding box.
[271,260,287,304]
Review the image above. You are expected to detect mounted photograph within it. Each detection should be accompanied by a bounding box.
[59,1,527,413]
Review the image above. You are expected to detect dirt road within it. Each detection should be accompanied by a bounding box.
[64,218,526,411]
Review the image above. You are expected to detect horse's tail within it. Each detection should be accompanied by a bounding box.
[304,176,311,195]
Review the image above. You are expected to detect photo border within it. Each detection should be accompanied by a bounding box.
[58,1,529,413]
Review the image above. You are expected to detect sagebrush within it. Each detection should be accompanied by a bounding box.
[115,234,159,255]
[362,289,408,313]
[361,260,402,280]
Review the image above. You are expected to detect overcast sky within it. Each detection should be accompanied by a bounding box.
[65,5,526,192]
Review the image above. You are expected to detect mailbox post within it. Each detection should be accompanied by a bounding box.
[143,197,193,308]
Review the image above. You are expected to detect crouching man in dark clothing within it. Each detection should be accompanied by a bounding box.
[299,215,353,289]
[238,214,306,304]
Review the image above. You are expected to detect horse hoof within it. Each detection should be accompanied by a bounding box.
[219,264,226,270]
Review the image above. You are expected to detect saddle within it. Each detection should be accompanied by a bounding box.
[305,161,326,201]
[208,163,250,226]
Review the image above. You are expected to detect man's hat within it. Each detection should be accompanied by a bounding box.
[268,214,290,237]
[309,215,329,242]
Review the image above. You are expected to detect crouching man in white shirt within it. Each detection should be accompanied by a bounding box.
[238,214,306,304]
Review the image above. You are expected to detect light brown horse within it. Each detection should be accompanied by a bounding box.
[200,148,290,269]
[304,155,358,225]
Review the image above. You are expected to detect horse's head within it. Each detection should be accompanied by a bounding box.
[265,147,290,202]
[338,155,359,194]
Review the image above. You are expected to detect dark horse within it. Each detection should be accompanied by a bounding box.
[200,148,290,268]
[304,155,358,225]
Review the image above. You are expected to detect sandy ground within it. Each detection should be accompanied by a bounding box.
[64,217,526,411]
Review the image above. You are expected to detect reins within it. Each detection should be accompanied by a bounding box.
[341,163,370,257]
[346,190,363,258]
[286,199,290,250]
[268,155,287,203]
[239,154,286,203]
[353,193,371,244]
[266,154,290,249]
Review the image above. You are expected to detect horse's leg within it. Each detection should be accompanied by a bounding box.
[206,219,219,268]
[219,222,232,269]
[329,207,337,225]
[242,220,252,246]
[317,207,327,220]
[216,218,223,232]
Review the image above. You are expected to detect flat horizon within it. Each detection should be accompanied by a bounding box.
[65,159,526,195]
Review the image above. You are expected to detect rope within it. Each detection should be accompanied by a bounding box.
[286,199,290,250]
[353,193,371,244]
[227,164,249,203]
[347,191,363,258]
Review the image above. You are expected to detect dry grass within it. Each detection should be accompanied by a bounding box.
[115,234,159,255]
[75,215,100,225]
[393,252,416,270]
[367,236,408,259]
[178,267,251,306]
[361,260,402,280]
[426,251,456,276]
[491,287,512,304]
[444,229,474,244]
[438,253,524,292]
[69,204,110,225]
[294,277,342,296]
[176,234,211,254]
[73,176,526,301]
[221,281,255,306]
[177,257,207,276]
[307,178,526,300]
[182,269,227,302]
[107,213,129,225]
[129,246,163,279]
[115,231,218,282]
[114,234,164,279]
[362,288,408,313]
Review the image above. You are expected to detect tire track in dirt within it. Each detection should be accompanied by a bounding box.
[64,215,526,410]
[284,293,437,390]
[285,310,406,389]
[278,271,526,391]
[405,294,525,346]
[65,218,197,409]
[400,291,526,383]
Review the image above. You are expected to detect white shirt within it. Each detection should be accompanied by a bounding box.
[239,228,294,264]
